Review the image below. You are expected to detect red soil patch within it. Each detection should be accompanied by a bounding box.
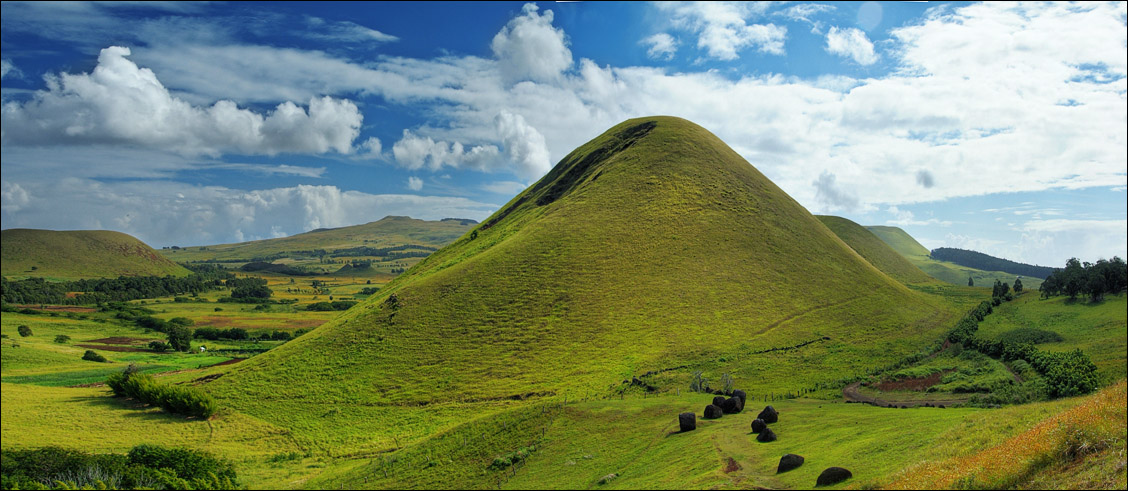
[77,344,149,352]
[196,316,324,330]
[874,369,954,391]
[723,457,742,473]
[14,304,96,313]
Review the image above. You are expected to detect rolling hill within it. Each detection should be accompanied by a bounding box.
[816,216,934,284]
[207,116,959,458]
[867,226,1043,290]
[0,229,189,280]
[158,215,475,263]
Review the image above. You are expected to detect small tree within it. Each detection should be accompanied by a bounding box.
[968,277,974,287]
[1014,278,1023,293]
[82,350,108,363]
[54,334,71,344]
[149,341,171,352]
[17,325,32,337]
[167,325,192,352]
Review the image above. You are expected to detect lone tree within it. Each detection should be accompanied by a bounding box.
[167,325,193,352]
[17,325,32,337]
[1014,278,1023,293]
[968,277,974,287]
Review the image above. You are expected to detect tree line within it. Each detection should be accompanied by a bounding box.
[1039,257,1127,302]
[0,265,234,305]
[930,247,1055,279]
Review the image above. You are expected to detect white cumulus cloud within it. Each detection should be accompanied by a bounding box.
[407,176,423,191]
[661,2,788,59]
[0,46,362,156]
[641,33,679,60]
[826,26,879,65]
[391,130,501,172]
[494,111,552,179]
[491,3,572,84]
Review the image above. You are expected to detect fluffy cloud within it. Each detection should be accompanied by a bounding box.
[1,47,362,156]
[825,26,879,65]
[407,176,423,191]
[641,33,678,60]
[813,171,859,212]
[391,130,501,172]
[494,111,552,179]
[661,2,788,59]
[1,59,19,79]
[0,178,498,247]
[491,3,572,84]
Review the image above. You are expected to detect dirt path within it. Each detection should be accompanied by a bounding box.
[1003,363,1024,384]
[842,382,969,408]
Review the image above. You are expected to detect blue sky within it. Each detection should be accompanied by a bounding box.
[1,1,1125,267]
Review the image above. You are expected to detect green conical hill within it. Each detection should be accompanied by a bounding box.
[817,216,934,284]
[209,117,955,452]
[1,229,189,280]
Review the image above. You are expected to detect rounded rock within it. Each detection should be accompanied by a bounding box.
[777,454,804,473]
[678,412,696,432]
[816,467,852,486]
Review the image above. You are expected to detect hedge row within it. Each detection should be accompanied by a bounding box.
[106,371,217,419]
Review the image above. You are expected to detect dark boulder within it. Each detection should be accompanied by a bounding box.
[777,454,804,473]
[713,396,727,407]
[757,405,779,423]
[721,396,744,414]
[703,404,724,419]
[756,427,777,443]
[732,389,747,405]
[678,412,696,432]
[816,467,852,486]
[750,418,767,434]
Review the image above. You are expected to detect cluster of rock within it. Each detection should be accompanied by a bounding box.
[676,391,852,486]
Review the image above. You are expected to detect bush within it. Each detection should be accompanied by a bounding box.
[167,325,192,352]
[17,325,32,337]
[82,350,108,363]
[106,371,218,418]
[0,445,239,490]
[149,341,172,352]
[999,328,1064,345]
[54,334,71,344]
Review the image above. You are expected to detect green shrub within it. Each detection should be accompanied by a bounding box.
[998,328,1064,345]
[54,334,71,344]
[82,350,108,363]
[17,325,32,337]
[149,341,172,352]
[0,445,239,490]
[107,371,218,419]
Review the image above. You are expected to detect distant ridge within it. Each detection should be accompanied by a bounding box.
[867,226,1044,289]
[930,247,1054,279]
[1,229,189,280]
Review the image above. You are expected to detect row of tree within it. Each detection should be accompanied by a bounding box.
[0,265,234,305]
[932,247,1055,279]
[1039,257,1127,302]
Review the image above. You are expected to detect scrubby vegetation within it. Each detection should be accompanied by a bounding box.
[0,265,233,305]
[0,445,238,490]
[106,368,218,419]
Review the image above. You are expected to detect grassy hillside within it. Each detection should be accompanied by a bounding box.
[816,216,934,284]
[976,293,1127,384]
[206,116,959,460]
[867,226,1043,290]
[159,216,473,263]
[1,229,189,280]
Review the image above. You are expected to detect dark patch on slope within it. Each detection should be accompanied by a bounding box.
[479,120,656,231]
[533,120,656,207]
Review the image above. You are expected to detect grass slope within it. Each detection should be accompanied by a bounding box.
[816,216,934,284]
[975,293,1127,384]
[1,229,189,280]
[159,216,473,263]
[867,226,1043,290]
[207,116,958,460]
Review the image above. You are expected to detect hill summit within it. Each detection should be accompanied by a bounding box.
[1,229,188,279]
[211,117,952,451]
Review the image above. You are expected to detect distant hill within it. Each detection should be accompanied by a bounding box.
[816,216,934,284]
[867,226,1043,290]
[929,247,1054,279]
[1,229,189,280]
[159,216,473,273]
[209,116,957,456]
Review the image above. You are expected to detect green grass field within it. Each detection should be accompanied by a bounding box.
[1,229,189,280]
[976,293,1127,384]
[867,226,1044,291]
[817,216,935,284]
